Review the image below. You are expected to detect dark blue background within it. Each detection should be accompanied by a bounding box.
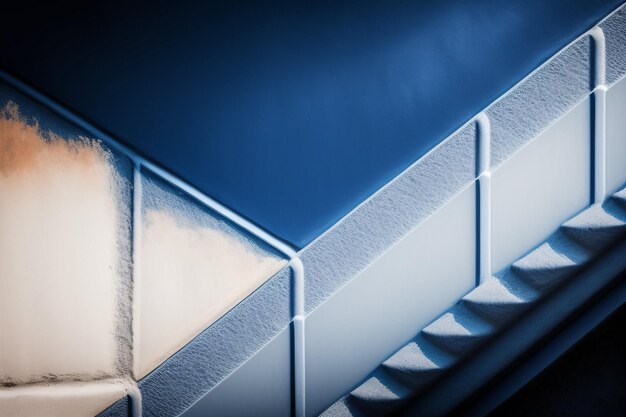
[0,0,621,247]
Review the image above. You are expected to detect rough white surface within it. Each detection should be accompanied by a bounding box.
[135,172,287,379]
[602,7,626,86]
[487,38,590,170]
[491,98,591,272]
[0,381,127,417]
[606,76,626,194]
[0,103,126,384]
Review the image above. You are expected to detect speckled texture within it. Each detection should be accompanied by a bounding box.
[602,6,626,86]
[300,123,477,313]
[136,266,292,417]
[0,81,134,384]
[486,37,591,170]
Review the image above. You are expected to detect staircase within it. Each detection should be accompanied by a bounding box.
[322,186,626,417]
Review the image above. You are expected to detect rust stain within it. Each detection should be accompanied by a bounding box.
[0,101,107,177]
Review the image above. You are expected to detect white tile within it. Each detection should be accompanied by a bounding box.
[606,77,626,194]
[0,381,127,417]
[491,98,591,272]
[305,184,477,417]
[134,171,287,379]
[0,102,128,383]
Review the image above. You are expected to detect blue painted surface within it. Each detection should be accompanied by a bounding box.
[0,1,621,247]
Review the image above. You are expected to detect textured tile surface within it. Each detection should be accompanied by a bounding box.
[0,96,132,384]
[305,184,476,417]
[487,37,591,170]
[137,266,292,417]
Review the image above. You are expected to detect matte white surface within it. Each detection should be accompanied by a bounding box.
[491,98,591,273]
[305,184,477,417]
[181,327,292,417]
[606,76,626,194]
[0,381,127,417]
[0,103,123,382]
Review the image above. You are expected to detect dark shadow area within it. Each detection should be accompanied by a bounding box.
[488,303,626,417]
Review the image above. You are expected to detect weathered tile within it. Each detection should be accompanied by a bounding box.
[0,98,132,384]
[134,169,287,379]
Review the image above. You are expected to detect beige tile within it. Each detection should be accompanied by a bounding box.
[134,173,287,379]
[0,381,127,417]
[0,103,128,383]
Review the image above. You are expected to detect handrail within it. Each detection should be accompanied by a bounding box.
[476,112,492,285]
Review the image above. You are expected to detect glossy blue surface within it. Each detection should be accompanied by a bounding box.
[0,1,621,247]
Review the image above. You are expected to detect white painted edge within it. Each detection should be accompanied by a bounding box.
[476,113,491,174]
[478,172,492,285]
[593,86,608,203]
[289,258,306,417]
[123,379,142,417]
[131,163,143,382]
[590,27,607,88]
[476,113,492,285]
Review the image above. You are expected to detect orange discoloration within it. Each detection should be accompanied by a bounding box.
[0,101,120,383]
[0,102,107,178]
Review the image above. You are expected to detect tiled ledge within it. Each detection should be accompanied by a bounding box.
[1,4,625,417]
[300,6,626,317]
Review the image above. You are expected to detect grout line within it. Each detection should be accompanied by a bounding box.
[289,258,306,417]
[590,27,607,204]
[131,163,143,382]
[123,379,142,417]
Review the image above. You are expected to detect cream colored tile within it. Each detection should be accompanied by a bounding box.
[0,102,128,383]
[0,381,127,417]
[134,172,287,379]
